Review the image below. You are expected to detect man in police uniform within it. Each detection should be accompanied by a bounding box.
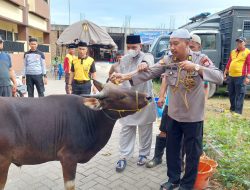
[64,43,76,94]
[115,35,156,172]
[111,29,223,190]
[68,41,96,95]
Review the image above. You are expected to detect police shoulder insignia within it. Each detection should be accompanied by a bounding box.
[201,56,211,67]
[159,59,165,65]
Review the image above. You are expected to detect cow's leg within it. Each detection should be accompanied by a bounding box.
[60,156,77,190]
[0,157,11,190]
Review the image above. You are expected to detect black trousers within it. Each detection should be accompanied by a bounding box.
[166,116,203,189]
[26,74,45,97]
[228,76,246,114]
[65,73,70,94]
[159,106,168,132]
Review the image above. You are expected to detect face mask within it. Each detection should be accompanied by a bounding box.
[127,49,139,57]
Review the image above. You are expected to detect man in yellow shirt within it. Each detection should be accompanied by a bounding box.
[224,37,250,114]
[68,41,96,95]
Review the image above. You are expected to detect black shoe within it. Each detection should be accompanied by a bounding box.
[160,182,179,190]
[146,157,162,168]
[149,135,166,168]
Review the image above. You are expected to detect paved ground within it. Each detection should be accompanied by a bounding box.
[5,62,167,190]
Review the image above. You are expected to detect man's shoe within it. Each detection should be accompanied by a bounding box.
[137,155,147,166]
[116,159,127,172]
[160,182,179,190]
[146,157,162,168]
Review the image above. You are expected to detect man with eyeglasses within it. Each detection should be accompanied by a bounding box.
[0,36,17,97]
[68,41,97,95]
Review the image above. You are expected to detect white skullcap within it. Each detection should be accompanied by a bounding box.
[170,29,191,39]
[191,34,201,45]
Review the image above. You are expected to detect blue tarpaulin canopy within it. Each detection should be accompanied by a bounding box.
[134,31,169,45]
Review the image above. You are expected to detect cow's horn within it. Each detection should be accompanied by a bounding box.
[80,91,106,99]
[93,80,104,91]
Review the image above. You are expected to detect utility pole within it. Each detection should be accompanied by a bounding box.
[124,16,131,51]
[68,0,71,25]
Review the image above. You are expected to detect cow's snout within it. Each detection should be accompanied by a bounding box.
[146,96,152,102]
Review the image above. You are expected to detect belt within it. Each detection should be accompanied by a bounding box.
[74,80,90,84]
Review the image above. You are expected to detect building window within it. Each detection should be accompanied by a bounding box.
[0,29,6,40]
[7,31,13,41]
[14,33,18,41]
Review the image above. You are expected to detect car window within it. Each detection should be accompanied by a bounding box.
[198,34,216,50]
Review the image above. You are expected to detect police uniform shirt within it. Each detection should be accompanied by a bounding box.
[131,50,224,122]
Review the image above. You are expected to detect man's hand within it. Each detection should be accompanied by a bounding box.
[244,77,250,85]
[12,83,17,94]
[223,69,228,81]
[43,77,48,85]
[179,61,196,72]
[157,96,165,108]
[92,86,98,94]
[110,72,125,84]
[137,62,148,72]
[223,73,227,81]
[67,84,72,94]
[22,78,26,85]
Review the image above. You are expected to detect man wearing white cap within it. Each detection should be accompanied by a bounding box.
[190,34,209,99]
[189,34,201,52]
[111,29,223,190]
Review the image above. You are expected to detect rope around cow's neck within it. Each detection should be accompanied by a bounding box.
[102,91,142,120]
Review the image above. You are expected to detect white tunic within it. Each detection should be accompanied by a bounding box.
[118,52,156,126]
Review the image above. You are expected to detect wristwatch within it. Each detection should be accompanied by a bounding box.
[194,64,200,71]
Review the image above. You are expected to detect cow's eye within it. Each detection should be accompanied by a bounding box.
[119,95,126,99]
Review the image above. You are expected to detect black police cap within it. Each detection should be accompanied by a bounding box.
[77,41,88,47]
[67,43,76,49]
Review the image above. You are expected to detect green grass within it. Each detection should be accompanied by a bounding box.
[204,114,250,190]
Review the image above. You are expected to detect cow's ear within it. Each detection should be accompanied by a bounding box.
[93,80,104,91]
[82,98,102,110]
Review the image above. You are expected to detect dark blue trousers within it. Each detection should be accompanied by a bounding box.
[0,86,11,97]
[166,116,203,189]
[72,81,91,95]
[228,76,246,114]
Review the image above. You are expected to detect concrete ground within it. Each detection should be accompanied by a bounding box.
[5,62,167,190]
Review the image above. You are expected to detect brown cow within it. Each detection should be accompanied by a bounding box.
[0,80,151,190]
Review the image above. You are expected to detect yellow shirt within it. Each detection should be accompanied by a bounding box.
[71,56,95,81]
[228,48,250,77]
